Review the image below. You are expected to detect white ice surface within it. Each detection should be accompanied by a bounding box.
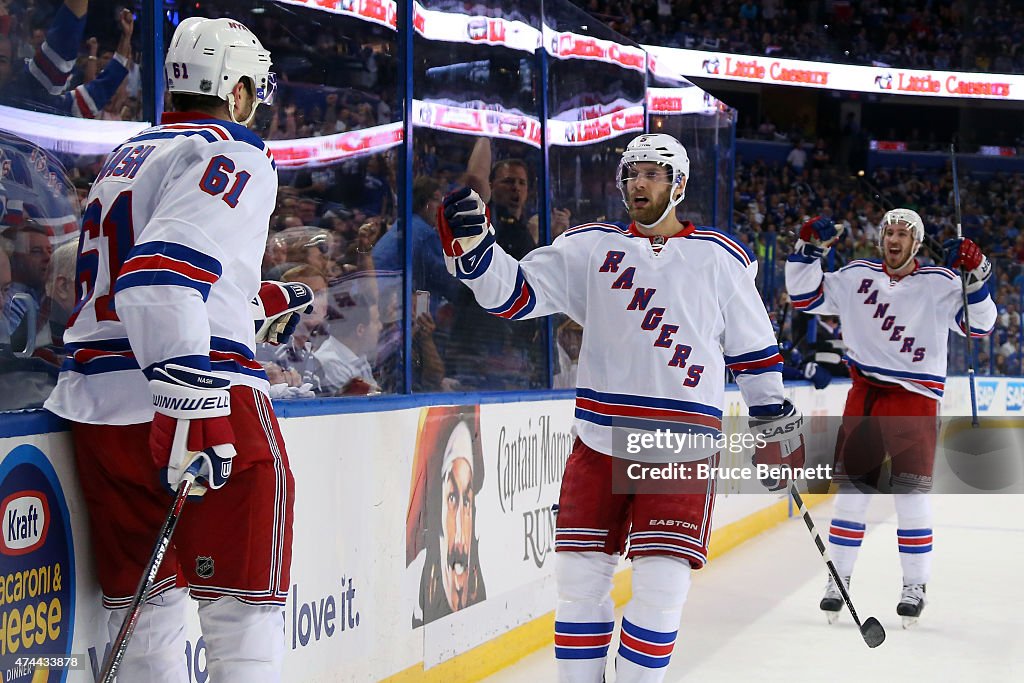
[483,495,1024,682]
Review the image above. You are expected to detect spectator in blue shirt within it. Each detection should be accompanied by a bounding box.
[372,175,460,306]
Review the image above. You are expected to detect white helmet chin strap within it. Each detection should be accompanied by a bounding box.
[226,88,259,127]
[634,182,686,231]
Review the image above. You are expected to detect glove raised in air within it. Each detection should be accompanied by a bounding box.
[149,362,236,497]
[943,237,991,293]
[795,215,845,259]
[437,187,496,278]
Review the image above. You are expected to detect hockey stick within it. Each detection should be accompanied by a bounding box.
[99,420,198,683]
[788,484,886,648]
[950,143,980,427]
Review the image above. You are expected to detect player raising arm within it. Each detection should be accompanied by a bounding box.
[440,133,804,683]
[786,209,995,627]
[45,18,311,681]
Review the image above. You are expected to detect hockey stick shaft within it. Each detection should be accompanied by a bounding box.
[100,421,196,683]
[950,144,980,427]
[788,484,867,628]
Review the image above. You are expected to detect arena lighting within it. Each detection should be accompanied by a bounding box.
[647,46,1024,101]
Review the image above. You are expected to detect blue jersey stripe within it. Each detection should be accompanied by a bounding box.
[128,129,221,145]
[724,345,780,364]
[576,387,723,418]
[563,225,634,239]
[211,335,257,359]
[846,358,944,383]
[126,241,223,277]
[686,234,749,266]
[114,271,214,300]
[731,363,783,376]
[60,354,138,375]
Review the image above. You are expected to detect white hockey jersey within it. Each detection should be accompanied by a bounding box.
[458,221,786,458]
[45,113,278,425]
[786,254,997,400]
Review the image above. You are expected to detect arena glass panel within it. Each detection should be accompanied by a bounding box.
[0,0,743,411]
[0,0,146,121]
[410,1,547,392]
[0,0,149,411]
[0,130,81,410]
[543,0,644,391]
[162,0,404,397]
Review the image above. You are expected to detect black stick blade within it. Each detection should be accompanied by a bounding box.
[860,617,886,648]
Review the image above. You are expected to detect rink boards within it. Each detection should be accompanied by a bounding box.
[0,375,1004,682]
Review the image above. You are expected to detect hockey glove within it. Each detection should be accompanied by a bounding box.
[252,280,316,345]
[149,362,236,497]
[749,399,806,492]
[943,237,991,294]
[802,361,832,390]
[795,216,844,259]
[437,187,496,279]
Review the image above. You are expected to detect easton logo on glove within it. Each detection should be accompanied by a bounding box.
[749,400,807,492]
[756,414,804,439]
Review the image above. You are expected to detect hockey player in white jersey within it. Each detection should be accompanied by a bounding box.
[438,133,805,682]
[786,209,995,627]
[44,18,313,681]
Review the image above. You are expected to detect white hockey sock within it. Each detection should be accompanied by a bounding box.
[615,556,690,683]
[198,597,286,683]
[554,551,617,683]
[828,488,872,579]
[894,494,933,585]
[106,587,189,683]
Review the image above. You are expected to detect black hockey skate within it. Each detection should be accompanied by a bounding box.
[819,576,851,624]
[897,583,926,628]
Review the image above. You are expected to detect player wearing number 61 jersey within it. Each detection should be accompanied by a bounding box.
[44,17,308,683]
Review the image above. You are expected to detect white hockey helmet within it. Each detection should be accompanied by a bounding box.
[878,208,924,269]
[616,133,690,229]
[165,17,275,125]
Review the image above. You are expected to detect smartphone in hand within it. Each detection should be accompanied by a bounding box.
[413,290,431,318]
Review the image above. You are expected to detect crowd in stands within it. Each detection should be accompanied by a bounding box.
[572,0,1024,75]
[4,1,1024,412]
[730,154,1024,377]
[7,125,1023,412]
[1,0,143,119]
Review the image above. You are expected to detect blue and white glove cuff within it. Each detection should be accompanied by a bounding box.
[149,363,231,419]
[446,228,496,280]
